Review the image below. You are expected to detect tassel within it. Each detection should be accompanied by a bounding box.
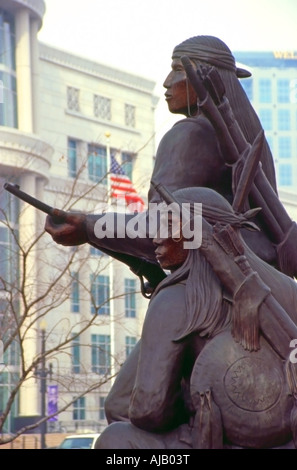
[232,272,270,351]
[290,401,297,449]
[284,360,297,448]
[285,359,297,396]
[191,389,223,449]
[213,223,244,257]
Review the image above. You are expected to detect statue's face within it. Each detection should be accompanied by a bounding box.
[163,58,197,116]
[153,213,188,271]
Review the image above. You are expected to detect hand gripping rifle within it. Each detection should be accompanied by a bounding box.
[180,56,297,278]
[3,182,167,297]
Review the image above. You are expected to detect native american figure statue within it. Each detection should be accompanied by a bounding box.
[95,185,297,449]
[7,35,297,449]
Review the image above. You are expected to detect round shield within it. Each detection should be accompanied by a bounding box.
[190,330,293,448]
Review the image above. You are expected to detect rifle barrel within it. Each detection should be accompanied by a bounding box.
[4,182,55,216]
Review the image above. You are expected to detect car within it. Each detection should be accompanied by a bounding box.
[56,433,100,449]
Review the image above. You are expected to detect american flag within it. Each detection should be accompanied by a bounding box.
[110,154,145,212]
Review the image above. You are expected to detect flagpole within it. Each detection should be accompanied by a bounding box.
[105,131,116,382]
[105,131,112,207]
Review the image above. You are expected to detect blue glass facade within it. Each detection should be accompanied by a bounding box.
[235,51,297,187]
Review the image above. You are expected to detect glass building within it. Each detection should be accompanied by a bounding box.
[235,51,297,189]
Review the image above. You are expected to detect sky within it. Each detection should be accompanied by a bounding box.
[38,0,297,139]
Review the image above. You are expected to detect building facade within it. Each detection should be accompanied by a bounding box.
[235,50,297,219]
[0,0,156,435]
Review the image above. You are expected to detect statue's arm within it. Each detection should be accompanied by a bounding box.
[129,285,188,432]
[86,212,157,261]
[104,340,141,424]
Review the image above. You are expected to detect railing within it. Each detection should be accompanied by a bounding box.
[47,419,105,434]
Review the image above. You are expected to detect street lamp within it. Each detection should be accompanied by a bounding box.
[36,320,52,449]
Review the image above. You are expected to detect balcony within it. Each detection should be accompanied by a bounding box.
[0,126,53,183]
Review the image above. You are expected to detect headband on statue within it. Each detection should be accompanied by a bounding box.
[172,43,251,78]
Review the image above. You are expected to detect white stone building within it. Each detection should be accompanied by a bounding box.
[0,0,157,435]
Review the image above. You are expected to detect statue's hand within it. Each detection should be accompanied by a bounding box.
[44,210,88,246]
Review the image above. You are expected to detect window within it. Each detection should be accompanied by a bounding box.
[68,139,77,178]
[0,180,19,288]
[0,371,19,433]
[91,334,111,374]
[258,109,272,131]
[291,78,297,104]
[0,10,17,128]
[71,272,79,313]
[67,86,80,111]
[73,397,85,420]
[0,71,17,128]
[277,79,290,103]
[278,137,291,159]
[124,278,136,318]
[3,337,19,367]
[94,95,111,120]
[0,227,11,285]
[99,396,106,420]
[90,246,108,257]
[121,152,134,181]
[125,104,135,127]
[277,110,290,131]
[0,10,15,69]
[72,335,80,373]
[0,298,20,368]
[240,78,253,101]
[88,145,107,184]
[125,336,137,358]
[90,274,110,315]
[259,79,272,103]
[0,177,19,223]
[279,164,292,186]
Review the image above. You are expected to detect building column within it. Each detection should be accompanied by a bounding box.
[30,18,40,134]
[18,173,39,416]
[15,7,33,133]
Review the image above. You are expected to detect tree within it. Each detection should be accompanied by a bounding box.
[0,158,147,446]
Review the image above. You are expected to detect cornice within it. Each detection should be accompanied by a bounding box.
[39,42,157,96]
[0,0,45,24]
[0,126,53,180]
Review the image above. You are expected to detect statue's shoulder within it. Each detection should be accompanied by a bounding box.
[149,280,187,310]
[171,115,215,132]
[144,281,188,334]
[159,115,216,147]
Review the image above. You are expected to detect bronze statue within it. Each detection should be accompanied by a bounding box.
[41,35,297,449]
[44,35,297,281]
[95,186,297,449]
[44,36,276,270]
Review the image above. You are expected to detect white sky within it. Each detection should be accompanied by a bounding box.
[38,0,297,140]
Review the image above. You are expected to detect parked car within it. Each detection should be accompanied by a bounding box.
[56,433,100,449]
